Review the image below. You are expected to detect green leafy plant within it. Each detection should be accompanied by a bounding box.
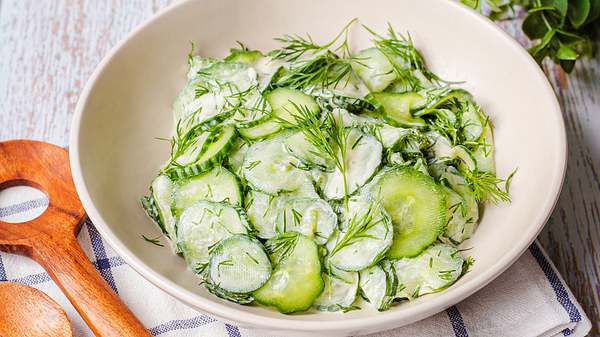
[462,0,599,72]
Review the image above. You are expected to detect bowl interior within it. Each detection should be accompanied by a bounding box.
[71,0,565,334]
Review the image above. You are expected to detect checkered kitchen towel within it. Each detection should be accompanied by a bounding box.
[0,186,591,337]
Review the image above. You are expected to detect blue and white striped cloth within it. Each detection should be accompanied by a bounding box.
[0,187,591,337]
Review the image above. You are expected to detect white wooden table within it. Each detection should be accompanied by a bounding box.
[0,1,598,335]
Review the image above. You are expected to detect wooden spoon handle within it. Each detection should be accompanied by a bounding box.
[31,233,151,337]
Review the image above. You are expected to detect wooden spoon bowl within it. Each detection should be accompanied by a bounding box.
[0,140,150,337]
[0,282,73,337]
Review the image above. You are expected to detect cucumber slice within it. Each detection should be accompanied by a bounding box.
[441,167,479,243]
[172,167,242,216]
[284,132,334,171]
[368,92,426,128]
[352,48,397,92]
[328,198,393,271]
[228,138,250,176]
[442,186,477,244]
[320,128,382,200]
[332,108,410,149]
[142,175,176,240]
[253,56,285,91]
[268,87,320,124]
[393,244,464,299]
[198,61,257,92]
[167,125,237,179]
[187,56,219,80]
[276,197,337,244]
[368,167,446,258]
[461,100,484,142]
[208,234,272,293]
[314,266,359,312]
[359,260,398,311]
[171,132,213,167]
[245,190,283,239]
[176,201,249,270]
[451,145,477,172]
[472,123,495,173]
[239,88,319,139]
[238,119,281,140]
[242,135,310,195]
[253,233,324,313]
[246,183,319,239]
[224,49,263,65]
[313,91,373,114]
[230,89,272,128]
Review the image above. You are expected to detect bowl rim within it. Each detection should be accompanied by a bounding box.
[69,0,567,332]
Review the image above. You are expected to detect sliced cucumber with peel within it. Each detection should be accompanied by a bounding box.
[142,175,176,242]
[172,166,242,217]
[242,134,310,195]
[368,92,426,128]
[284,132,334,171]
[352,48,397,92]
[393,243,464,299]
[208,234,272,294]
[176,201,249,270]
[276,197,337,244]
[166,126,237,179]
[314,266,359,312]
[328,198,393,271]
[440,167,479,243]
[253,233,324,313]
[359,260,398,311]
[239,88,320,139]
[319,128,382,200]
[368,168,446,259]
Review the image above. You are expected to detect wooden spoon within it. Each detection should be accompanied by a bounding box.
[0,282,73,337]
[0,140,151,337]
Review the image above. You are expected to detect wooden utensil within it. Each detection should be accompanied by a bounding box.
[0,282,73,337]
[0,140,151,337]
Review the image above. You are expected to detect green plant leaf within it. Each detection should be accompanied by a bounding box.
[586,0,600,23]
[559,59,576,72]
[528,29,557,63]
[568,0,591,28]
[461,0,480,9]
[541,0,568,19]
[556,43,578,60]
[522,12,551,39]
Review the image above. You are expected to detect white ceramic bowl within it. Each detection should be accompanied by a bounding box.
[70,0,566,335]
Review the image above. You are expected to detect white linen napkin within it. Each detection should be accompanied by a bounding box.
[0,186,591,337]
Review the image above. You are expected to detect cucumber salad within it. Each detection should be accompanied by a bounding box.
[142,21,513,314]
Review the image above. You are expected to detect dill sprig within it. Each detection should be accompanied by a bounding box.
[271,19,360,90]
[275,52,356,90]
[278,104,350,206]
[364,23,440,90]
[330,203,386,257]
[463,169,511,204]
[141,234,164,247]
[264,232,299,265]
[270,18,358,62]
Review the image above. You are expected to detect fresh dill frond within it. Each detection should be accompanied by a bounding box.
[330,203,386,257]
[364,23,439,90]
[264,232,299,264]
[504,167,518,194]
[464,169,511,204]
[278,104,350,205]
[461,256,475,276]
[141,234,164,247]
[275,51,356,90]
[271,19,360,90]
[270,18,358,62]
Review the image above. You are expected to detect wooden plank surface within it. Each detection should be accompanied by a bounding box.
[0,0,598,335]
